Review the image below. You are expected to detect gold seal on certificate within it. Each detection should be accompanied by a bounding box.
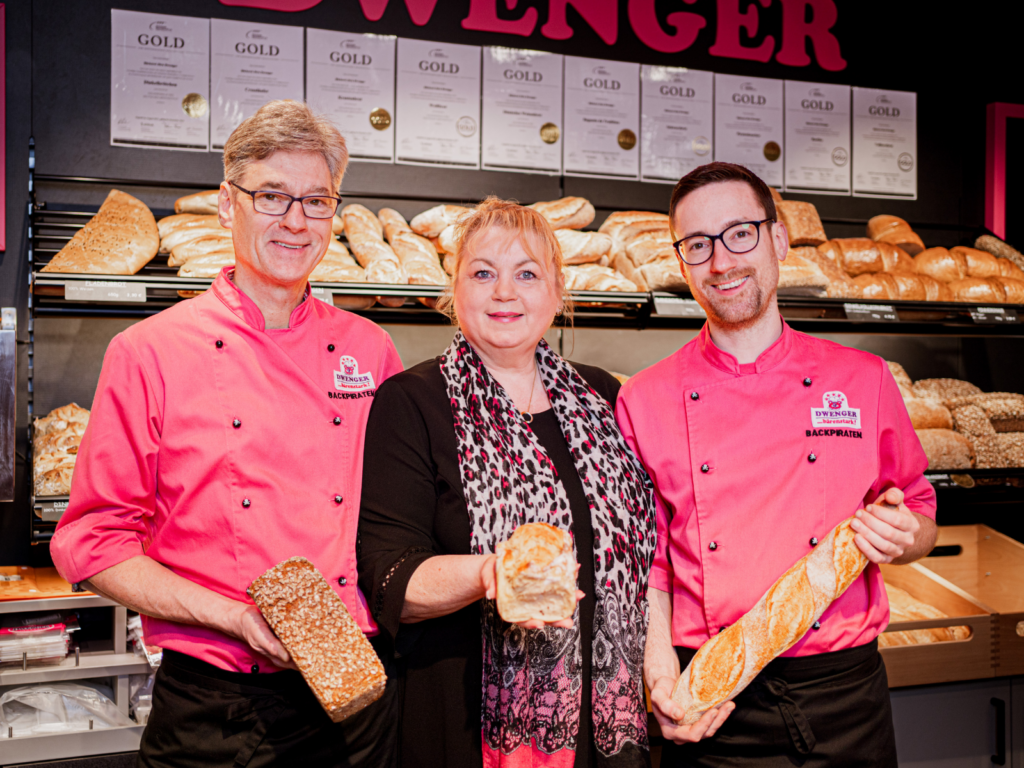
[764,141,781,162]
[369,108,392,131]
[618,129,637,150]
[182,93,208,118]
[540,122,560,144]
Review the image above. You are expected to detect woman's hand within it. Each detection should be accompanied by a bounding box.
[482,558,583,630]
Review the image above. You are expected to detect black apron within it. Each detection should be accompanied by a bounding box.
[660,640,897,768]
[138,644,398,768]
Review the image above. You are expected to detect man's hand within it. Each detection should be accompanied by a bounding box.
[852,487,937,565]
[225,603,298,670]
[649,675,734,744]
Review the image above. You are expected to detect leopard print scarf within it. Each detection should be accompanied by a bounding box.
[441,333,655,766]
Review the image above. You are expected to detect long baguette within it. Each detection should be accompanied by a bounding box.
[671,515,870,724]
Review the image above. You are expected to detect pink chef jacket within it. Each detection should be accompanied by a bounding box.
[51,268,403,673]
[616,321,935,656]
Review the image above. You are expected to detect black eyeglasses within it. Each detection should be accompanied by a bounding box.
[673,219,774,266]
[229,181,342,219]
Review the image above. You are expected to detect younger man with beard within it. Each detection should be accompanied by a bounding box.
[616,163,936,766]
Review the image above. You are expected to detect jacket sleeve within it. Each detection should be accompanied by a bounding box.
[869,358,936,519]
[50,333,163,584]
[616,387,674,594]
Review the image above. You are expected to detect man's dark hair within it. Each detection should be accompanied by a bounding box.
[668,162,778,236]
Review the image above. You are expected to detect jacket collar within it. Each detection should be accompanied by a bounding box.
[211,267,313,331]
[698,317,793,375]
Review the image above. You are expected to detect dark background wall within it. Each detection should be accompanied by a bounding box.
[3,0,1024,564]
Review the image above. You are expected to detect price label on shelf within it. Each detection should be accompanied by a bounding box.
[65,281,147,303]
[34,498,68,522]
[653,296,706,317]
[843,303,898,322]
[311,286,335,305]
[970,307,1019,324]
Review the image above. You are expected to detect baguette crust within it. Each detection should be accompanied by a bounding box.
[529,197,595,230]
[554,230,613,265]
[169,234,234,267]
[249,557,387,723]
[951,246,1001,278]
[852,272,899,300]
[948,277,1006,304]
[158,213,222,240]
[341,204,383,238]
[671,517,869,724]
[410,204,472,238]
[562,264,637,292]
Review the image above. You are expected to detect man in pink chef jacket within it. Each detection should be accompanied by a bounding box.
[50,101,403,767]
[617,162,937,766]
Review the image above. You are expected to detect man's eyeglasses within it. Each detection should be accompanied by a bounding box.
[229,181,342,219]
[673,219,774,266]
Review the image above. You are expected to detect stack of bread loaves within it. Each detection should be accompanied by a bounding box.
[33,403,90,497]
[889,362,1024,469]
[599,211,683,291]
[42,190,159,275]
[341,204,408,306]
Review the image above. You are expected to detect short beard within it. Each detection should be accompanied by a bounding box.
[694,268,772,330]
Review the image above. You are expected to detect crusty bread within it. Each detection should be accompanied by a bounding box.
[916,274,954,302]
[820,238,891,276]
[800,247,861,299]
[777,251,828,296]
[916,428,974,470]
[975,234,1024,272]
[638,255,687,291]
[562,264,637,292]
[886,271,927,301]
[912,247,965,283]
[997,258,1024,281]
[409,205,473,238]
[770,187,784,204]
[951,246,1001,278]
[671,516,869,725]
[42,190,159,275]
[948,277,1006,304]
[169,234,234,267]
[249,557,386,723]
[968,434,1008,469]
[495,522,577,624]
[33,403,90,497]
[332,213,344,236]
[611,252,648,292]
[993,276,1024,304]
[912,378,982,400]
[949,404,996,437]
[161,225,229,254]
[341,204,384,238]
[878,583,971,647]
[529,197,595,230]
[177,250,235,278]
[852,272,899,300]
[777,201,826,247]
[555,230,612,265]
[174,190,220,215]
[158,213,222,240]
[995,432,1024,467]
[364,258,405,285]
[625,231,675,266]
[311,247,365,283]
[867,215,925,256]
[886,361,913,390]
[904,398,953,430]
[347,230,400,268]
[377,207,412,243]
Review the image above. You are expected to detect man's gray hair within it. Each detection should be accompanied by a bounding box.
[223,100,348,191]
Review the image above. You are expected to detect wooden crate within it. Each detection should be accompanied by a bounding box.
[917,524,1024,677]
[878,562,995,687]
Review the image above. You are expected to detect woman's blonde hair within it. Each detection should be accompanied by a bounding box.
[223,100,349,191]
[435,197,573,324]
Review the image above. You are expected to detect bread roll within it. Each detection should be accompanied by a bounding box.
[852,273,899,300]
[916,274,954,302]
[563,264,637,292]
[886,271,927,301]
[948,277,1006,304]
[993,276,1024,304]
[177,250,235,278]
[529,197,595,230]
[951,246,1001,278]
[797,247,861,299]
[916,428,973,469]
[410,205,472,238]
[949,404,996,437]
[904,398,953,430]
[821,238,895,276]
[912,378,982,400]
[169,234,234,267]
[671,516,868,724]
[555,230,612,265]
[249,557,387,722]
[611,252,649,292]
[341,204,383,238]
[174,190,220,215]
[495,522,577,624]
[778,251,828,296]
[777,201,826,246]
[626,233,675,266]
[638,255,687,291]
[42,190,159,275]
[158,213,222,240]
[975,234,1024,272]
[867,215,925,256]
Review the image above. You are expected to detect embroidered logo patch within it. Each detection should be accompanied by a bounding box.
[334,355,375,393]
[811,391,861,429]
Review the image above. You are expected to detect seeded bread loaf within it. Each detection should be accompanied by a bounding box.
[249,557,386,723]
[916,428,974,469]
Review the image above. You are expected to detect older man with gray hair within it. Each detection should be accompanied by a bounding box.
[51,100,403,767]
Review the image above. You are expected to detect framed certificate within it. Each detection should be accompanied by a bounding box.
[481,47,563,175]
[641,65,714,184]
[784,81,851,194]
[563,56,640,180]
[110,9,210,151]
[714,74,784,188]
[209,19,304,151]
[306,29,396,163]
[852,87,917,199]
[395,38,481,169]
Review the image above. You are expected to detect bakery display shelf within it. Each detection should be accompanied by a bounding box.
[0,652,149,687]
[0,594,114,614]
[0,724,146,763]
[925,468,1024,489]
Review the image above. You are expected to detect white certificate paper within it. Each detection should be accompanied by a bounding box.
[395,39,481,169]
[209,19,304,151]
[784,81,851,194]
[481,48,563,175]
[306,30,396,163]
[852,88,917,199]
[641,66,714,184]
[714,74,784,187]
[110,10,210,151]
[563,57,640,180]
